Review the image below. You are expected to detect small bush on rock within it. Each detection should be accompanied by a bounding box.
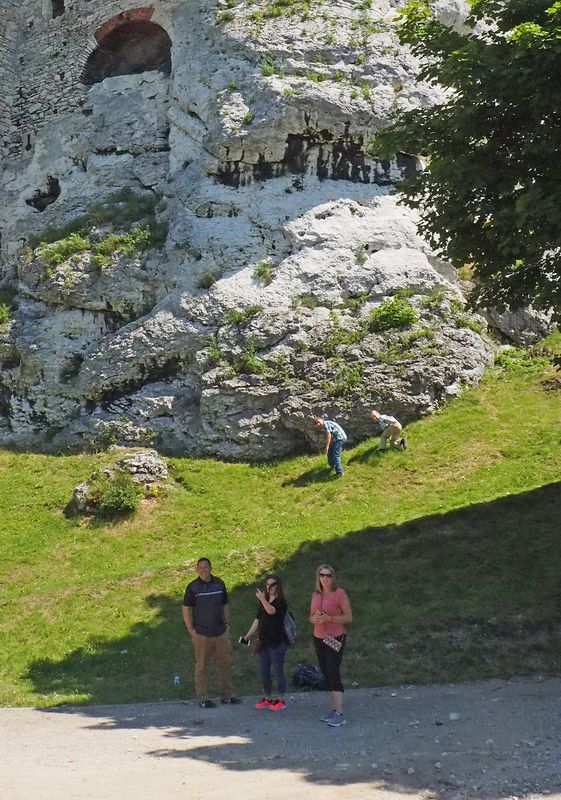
[368,297,419,333]
[38,233,91,266]
[293,294,320,309]
[86,471,141,517]
[0,303,12,332]
[255,259,275,285]
[355,245,368,266]
[233,338,268,375]
[455,313,484,334]
[206,334,226,366]
[197,271,219,290]
[216,9,235,23]
[317,310,365,356]
[323,361,364,399]
[226,305,263,325]
[339,292,369,315]
[29,188,168,257]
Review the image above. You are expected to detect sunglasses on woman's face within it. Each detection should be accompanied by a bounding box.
[319,573,333,578]
[267,581,278,588]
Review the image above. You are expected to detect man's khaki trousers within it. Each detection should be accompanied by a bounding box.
[379,423,402,450]
[192,631,233,700]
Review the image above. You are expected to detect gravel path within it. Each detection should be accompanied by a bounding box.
[1,677,560,800]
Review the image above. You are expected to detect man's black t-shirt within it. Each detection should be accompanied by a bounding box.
[257,597,288,647]
[183,575,228,637]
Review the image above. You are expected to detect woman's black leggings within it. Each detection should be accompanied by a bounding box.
[314,635,346,692]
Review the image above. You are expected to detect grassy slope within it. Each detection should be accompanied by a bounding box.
[0,336,560,707]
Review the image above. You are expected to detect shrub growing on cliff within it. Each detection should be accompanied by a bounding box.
[206,334,226,367]
[251,0,313,20]
[367,297,418,333]
[255,259,275,285]
[216,9,235,23]
[0,288,17,333]
[226,305,264,325]
[91,228,152,268]
[318,310,365,356]
[374,0,561,320]
[355,245,368,266]
[197,271,220,289]
[233,338,268,375]
[339,292,369,315]
[322,361,364,399]
[38,233,91,266]
[29,188,167,255]
[0,303,11,333]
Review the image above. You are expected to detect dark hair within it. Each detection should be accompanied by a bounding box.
[197,557,212,568]
[265,573,284,602]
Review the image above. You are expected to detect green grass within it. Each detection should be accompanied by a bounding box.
[0,335,560,707]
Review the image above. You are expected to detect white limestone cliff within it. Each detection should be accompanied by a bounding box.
[0,0,503,457]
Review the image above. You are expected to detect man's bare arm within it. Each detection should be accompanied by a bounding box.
[182,605,194,636]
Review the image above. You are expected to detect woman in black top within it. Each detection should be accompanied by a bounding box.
[243,574,289,711]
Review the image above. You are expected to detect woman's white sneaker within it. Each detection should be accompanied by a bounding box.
[328,711,347,727]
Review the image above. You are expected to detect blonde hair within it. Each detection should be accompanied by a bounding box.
[314,563,338,593]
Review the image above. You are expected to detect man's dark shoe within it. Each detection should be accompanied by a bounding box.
[199,699,216,709]
[221,696,242,705]
[400,438,407,450]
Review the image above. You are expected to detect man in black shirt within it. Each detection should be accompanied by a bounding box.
[182,557,241,708]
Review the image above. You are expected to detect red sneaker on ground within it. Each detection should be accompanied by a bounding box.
[269,699,287,711]
[254,697,272,709]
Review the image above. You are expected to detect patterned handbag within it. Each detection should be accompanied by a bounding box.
[323,634,342,652]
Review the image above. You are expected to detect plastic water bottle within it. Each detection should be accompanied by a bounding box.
[173,675,181,686]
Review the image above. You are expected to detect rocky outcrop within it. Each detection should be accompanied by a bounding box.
[68,449,170,515]
[483,307,553,346]
[0,1,507,459]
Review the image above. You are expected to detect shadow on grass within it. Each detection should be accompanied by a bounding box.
[63,506,138,527]
[25,481,561,797]
[282,466,337,487]
[347,445,388,464]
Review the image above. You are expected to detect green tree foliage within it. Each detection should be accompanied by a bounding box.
[375,0,561,320]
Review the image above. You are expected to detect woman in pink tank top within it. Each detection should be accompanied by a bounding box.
[309,563,353,727]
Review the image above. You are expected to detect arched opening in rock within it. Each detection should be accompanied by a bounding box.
[82,19,172,86]
[25,176,61,212]
[52,0,65,18]
[43,0,65,18]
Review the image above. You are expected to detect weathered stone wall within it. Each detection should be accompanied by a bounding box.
[0,0,20,160]
[4,0,177,159]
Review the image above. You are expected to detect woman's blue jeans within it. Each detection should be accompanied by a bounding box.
[327,439,344,476]
[258,641,288,696]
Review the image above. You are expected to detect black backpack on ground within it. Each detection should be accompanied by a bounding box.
[291,662,327,691]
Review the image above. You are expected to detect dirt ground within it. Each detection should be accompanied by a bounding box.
[1,677,560,800]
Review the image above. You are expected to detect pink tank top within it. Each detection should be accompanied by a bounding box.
[310,587,349,638]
